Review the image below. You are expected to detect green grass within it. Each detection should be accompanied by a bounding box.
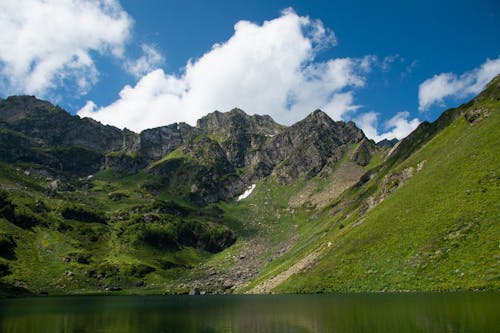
[0,81,498,296]
[147,148,187,169]
[275,98,500,293]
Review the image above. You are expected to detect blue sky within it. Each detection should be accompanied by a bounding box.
[0,0,499,140]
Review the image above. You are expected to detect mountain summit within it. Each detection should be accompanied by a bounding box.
[0,99,378,202]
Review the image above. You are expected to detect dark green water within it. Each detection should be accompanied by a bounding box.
[0,293,498,333]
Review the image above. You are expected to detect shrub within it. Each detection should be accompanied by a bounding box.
[205,225,236,253]
[122,264,155,278]
[0,263,11,277]
[97,263,120,278]
[0,190,15,221]
[138,224,179,251]
[68,252,92,264]
[13,207,45,229]
[152,199,193,216]
[108,191,129,202]
[0,234,16,259]
[61,204,106,224]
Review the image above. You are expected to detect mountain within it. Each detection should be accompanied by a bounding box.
[249,75,500,293]
[376,138,399,148]
[0,75,498,296]
[0,98,378,204]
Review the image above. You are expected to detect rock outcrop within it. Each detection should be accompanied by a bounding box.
[0,96,379,203]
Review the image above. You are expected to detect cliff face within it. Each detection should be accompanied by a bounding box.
[0,97,377,202]
[264,110,366,184]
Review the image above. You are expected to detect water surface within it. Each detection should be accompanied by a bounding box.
[0,292,498,332]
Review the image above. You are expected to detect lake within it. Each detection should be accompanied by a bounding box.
[0,293,498,332]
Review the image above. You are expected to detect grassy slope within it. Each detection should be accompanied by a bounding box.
[0,166,225,295]
[274,96,499,292]
[1,83,498,296]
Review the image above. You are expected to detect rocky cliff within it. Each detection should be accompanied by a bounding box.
[0,96,379,203]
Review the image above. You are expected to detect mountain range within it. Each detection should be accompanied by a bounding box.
[0,75,498,296]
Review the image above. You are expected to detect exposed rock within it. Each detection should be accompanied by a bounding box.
[377,138,399,148]
[417,160,427,172]
[360,166,416,216]
[197,108,283,168]
[351,138,379,166]
[103,153,142,176]
[0,96,128,153]
[267,110,365,184]
[189,287,200,295]
[139,123,193,162]
[47,179,59,191]
[465,106,489,123]
[0,95,375,204]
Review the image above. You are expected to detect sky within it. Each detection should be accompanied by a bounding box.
[0,0,499,141]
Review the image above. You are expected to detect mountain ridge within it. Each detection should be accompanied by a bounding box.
[0,75,498,297]
[0,96,380,202]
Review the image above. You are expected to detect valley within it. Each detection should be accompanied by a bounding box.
[0,75,498,297]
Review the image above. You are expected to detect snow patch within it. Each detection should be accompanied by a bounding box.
[237,184,256,201]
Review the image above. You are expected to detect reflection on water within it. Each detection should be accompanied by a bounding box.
[0,293,498,332]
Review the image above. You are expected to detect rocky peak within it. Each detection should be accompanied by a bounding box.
[0,96,379,202]
[0,95,65,123]
[195,108,284,168]
[264,110,366,183]
[281,110,364,148]
[377,138,399,148]
[0,95,126,154]
[302,109,332,124]
[196,108,283,140]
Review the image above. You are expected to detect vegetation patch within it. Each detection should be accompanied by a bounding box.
[61,204,107,224]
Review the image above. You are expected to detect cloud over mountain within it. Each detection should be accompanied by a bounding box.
[78,9,374,132]
[419,56,500,111]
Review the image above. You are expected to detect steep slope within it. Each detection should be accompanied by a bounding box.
[0,97,376,204]
[244,75,500,293]
[0,96,135,176]
[0,97,379,296]
[147,109,375,203]
[265,110,367,184]
[2,76,496,297]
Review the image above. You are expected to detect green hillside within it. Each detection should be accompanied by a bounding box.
[249,76,500,293]
[0,77,498,297]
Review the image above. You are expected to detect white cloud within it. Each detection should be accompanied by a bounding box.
[124,43,165,78]
[356,111,420,142]
[78,9,374,132]
[418,56,500,111]
[381,54,401,72]
[0,0,132,96]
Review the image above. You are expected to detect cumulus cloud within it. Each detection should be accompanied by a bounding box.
[0,0,132,96]
[124,43,165,78]
[78,9,375,132]
[418,56,500,111]
[356,111,420,142]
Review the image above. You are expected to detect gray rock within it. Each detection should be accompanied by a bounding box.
[189,287,200,295]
